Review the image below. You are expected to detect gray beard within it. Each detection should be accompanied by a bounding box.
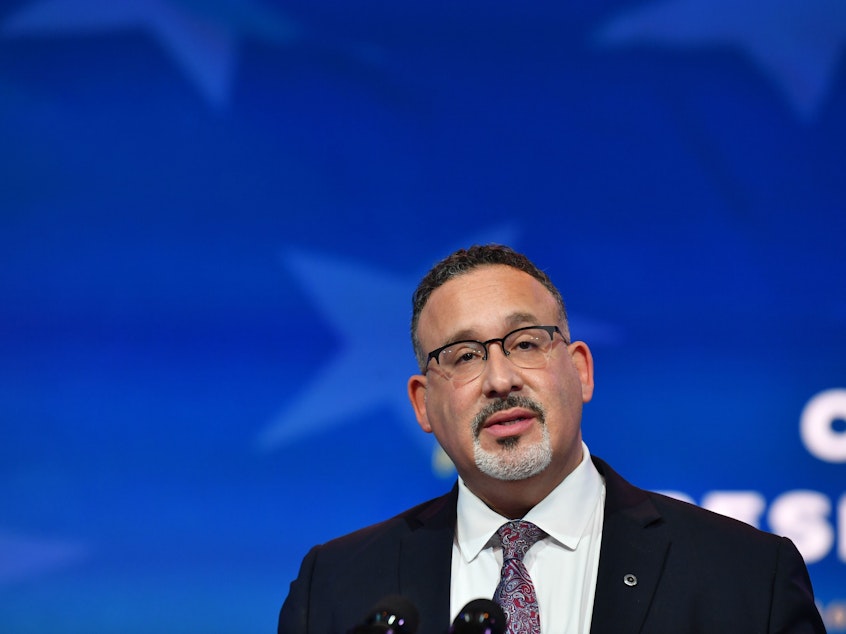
[474,423,552,480]
[471,395,552,481]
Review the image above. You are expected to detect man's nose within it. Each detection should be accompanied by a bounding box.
[480,343,523,397]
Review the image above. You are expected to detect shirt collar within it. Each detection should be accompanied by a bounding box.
[455,442,604,563]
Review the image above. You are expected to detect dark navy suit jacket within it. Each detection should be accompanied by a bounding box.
[278,457,825,634]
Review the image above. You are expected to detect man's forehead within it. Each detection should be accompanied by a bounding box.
[418,267,560,345]
[427,264,543,299]
[439,312,544,344]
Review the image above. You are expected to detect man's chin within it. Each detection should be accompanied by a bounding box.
[474,442,553,481]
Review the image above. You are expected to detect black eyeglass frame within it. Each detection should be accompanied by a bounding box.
[425,325,569,370]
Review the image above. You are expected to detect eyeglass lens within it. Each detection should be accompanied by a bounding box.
[435,326,558,381]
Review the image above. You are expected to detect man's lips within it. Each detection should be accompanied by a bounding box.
[481,408,537,438]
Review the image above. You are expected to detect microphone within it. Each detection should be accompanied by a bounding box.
[348,595,420,634]
[448,599,506,634]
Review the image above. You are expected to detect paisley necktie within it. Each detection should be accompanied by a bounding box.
[493,520,546,634]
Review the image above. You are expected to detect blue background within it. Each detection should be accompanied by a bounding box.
[1,1,844,632]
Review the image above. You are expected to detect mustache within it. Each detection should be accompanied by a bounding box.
[471,394,546,437]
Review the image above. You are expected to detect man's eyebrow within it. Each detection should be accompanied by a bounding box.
[439,313,541,346]
[438,328,477,347]
[504,312,539,328]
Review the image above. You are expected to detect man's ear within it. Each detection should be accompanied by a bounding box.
[407,374,432,433]
[568,341,595,403]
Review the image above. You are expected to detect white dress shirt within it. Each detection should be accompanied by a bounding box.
[450,443,606,634]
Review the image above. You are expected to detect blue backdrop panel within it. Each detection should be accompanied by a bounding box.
[1,1,844,632]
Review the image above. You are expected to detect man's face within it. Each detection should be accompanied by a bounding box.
[407,265,594,498]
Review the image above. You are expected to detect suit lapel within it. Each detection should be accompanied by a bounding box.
[391,461,670,634]
[398,486,458,634]
[589,458,670,634]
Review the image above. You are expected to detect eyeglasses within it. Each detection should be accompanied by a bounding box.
[425,325,568,383]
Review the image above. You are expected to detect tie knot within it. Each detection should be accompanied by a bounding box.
[497,520,545,561]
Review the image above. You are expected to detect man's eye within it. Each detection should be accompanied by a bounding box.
[512,338,540,352]
[446,347,481,366]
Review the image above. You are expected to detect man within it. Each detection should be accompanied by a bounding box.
[278,245,825,634]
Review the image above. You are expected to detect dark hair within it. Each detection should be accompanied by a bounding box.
[410,244,569,370]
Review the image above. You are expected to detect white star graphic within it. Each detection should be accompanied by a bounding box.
[594,0,846,120]
[256,232,621,478]
[256,247,423,453]
[2,0,299,108]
